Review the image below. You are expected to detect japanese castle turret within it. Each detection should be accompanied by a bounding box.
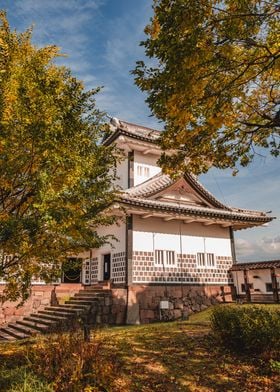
[0,119,274,329]
[80,119,273,323]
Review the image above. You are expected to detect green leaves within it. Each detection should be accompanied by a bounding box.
[0,12,119,301]
[133,0,280,174]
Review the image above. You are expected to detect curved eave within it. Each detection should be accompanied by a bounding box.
[119,198,273,228]
[103,128,159,146]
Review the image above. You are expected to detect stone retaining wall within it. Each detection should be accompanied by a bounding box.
[1,283,233,327]
[0,284,82,325]
[125,284,233,324]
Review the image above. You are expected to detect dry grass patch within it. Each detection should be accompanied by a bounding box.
[0,305,279,391]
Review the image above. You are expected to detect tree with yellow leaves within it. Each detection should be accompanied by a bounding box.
[0,12,118,301]
[133,0,280,174]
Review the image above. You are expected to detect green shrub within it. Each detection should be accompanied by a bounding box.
[211,305,280,354]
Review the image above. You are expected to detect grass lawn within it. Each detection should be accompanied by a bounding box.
[0,304,279,392]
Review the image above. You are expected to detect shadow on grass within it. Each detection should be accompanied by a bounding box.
[98,315,279,392]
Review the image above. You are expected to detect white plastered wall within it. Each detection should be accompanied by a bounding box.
[114,154,128,190]
[133,151,161,186]
[133,216,232,256]
[89,222,126,281]
[232,268,280,295]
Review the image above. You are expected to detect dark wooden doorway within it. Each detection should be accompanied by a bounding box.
[103,254,111,280]
[62,258,82,283]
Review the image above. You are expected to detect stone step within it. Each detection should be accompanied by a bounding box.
[31,312,68,322]
[76,290,107,295]
[72,296,101,302]
[82,288,111,294]
[23,316,57,327]
[0,326,31,339]
[9,320,48,334]
[83,286,104,290]
[65,299,95,306]
[38,310,77,318]
[0,330,17,341]
[0,287,113,341]
[61,303,90,310]
[44,306,84,314]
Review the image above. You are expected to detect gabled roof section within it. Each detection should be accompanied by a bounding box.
[103,119,161,146]
[120,172,274,228]
[125,172,230,210]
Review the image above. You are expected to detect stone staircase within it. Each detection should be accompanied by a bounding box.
[0,287,112,341]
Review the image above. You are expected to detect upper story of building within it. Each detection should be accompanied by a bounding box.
[102,118,274,231]
[103,118,162,189]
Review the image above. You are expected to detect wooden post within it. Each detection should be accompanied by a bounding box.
[220,286,226,303]
[270,267,279,303]
[243,269,251,302]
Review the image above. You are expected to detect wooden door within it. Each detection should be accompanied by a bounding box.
[103,254,111,281]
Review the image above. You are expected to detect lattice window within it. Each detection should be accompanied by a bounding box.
[207,253,215,267]
[197,253,215,267]
[136,164,150,178]
[197,252,205,267]
[155,250,176,266]
[166,250,175,266]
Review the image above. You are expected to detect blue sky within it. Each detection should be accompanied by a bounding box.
[2,0,280,262]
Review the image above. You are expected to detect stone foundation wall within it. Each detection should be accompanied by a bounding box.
[126,284,233,324]
[1,283,233,327]
[93,288,127,325]
[0,284,82,326]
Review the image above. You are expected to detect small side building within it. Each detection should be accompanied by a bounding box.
[231,260,280,303]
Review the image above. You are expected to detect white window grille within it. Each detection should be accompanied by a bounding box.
[155,250,164,265]
[197,252,215,267]
[144,166,150,177]
[155,250,176,266]
[206,253,215,267]
[136,164,150,178]
[197,252,205,267]
[166,250,175,266]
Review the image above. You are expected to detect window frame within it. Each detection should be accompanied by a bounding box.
[196,252,216,268]
[136,164,150,179]
[154,249,177,267]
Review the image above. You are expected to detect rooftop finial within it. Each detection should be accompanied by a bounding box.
[110,117,120,128]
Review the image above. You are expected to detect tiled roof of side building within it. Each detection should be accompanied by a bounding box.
[231,260,280,270]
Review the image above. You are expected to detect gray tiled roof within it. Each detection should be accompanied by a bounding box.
[120,172,273,224]
[231,260,280,270]
[103,120,161,145]
[125,172,229,210]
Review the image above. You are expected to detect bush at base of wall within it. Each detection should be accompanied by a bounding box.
[211,304,280,355]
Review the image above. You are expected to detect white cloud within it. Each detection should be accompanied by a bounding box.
[15,0,101,13]
[236,236,280,262]
[10,0,104,80]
